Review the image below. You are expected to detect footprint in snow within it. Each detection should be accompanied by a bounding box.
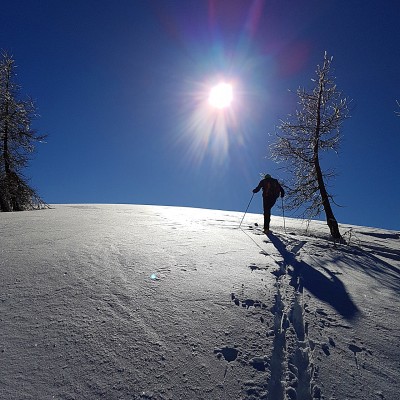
[214,346,239,362]
[348,343,366,370]
[248,263,268,271]
[321,343,330,356]
[349,343,363,354]
[230,293,267,309]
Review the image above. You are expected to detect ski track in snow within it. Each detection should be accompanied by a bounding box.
[0,204,399,400]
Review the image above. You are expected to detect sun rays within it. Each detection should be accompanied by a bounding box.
[176,78,244,166]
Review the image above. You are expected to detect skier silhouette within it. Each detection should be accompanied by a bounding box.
[253,174,285,233]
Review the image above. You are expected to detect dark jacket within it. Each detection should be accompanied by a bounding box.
[253,177,285,199]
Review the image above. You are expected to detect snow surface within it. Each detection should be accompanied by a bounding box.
[1,204,399,400]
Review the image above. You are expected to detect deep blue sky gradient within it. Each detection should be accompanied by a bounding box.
[1,0,399,230]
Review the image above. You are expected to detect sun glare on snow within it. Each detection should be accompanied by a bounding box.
[208,82,233,109]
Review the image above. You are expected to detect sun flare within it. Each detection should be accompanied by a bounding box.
[208,82,233,109]
[176,77,248,166]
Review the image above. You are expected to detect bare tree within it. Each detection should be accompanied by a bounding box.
[0,51,46,211]
[270,52,350,240]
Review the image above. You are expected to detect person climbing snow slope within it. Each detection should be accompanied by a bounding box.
[253,174,285,234]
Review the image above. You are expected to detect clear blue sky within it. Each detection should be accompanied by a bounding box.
[1,0,399,230]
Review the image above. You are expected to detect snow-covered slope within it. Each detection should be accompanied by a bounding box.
[1,204,399,400]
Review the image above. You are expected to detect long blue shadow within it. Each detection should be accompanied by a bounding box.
[267,233,360,320]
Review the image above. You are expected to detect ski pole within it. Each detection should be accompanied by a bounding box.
[281,196,286,233]
[239,193,254,228]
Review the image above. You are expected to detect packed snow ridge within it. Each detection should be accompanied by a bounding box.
[1,204,399,400]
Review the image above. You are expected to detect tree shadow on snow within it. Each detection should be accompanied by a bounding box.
[267,233,360,321]
[334,245,400,294]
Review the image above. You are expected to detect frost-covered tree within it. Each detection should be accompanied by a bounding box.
[270,52,350,240]
[0,51,46,211]
[396,100,400,117]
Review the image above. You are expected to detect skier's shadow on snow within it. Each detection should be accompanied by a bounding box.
[267,233,360,320]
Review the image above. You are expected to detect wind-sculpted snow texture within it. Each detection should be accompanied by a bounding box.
[1,205,399,399]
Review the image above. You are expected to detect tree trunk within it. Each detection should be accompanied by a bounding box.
[313,73,342,240]
[314,156,341,239]
[2,97,12,211]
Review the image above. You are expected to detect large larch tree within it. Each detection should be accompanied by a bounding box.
[270,52,350,240]
[0,51,46,211]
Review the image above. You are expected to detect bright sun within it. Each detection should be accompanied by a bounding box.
[208,82,233,109]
